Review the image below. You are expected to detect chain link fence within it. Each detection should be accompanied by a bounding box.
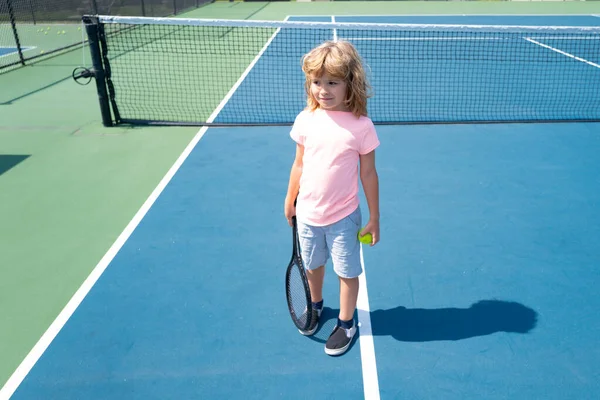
[1,0,212,71]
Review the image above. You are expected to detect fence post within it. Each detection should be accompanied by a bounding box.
[6,0,25,66]
[28,0,36,25]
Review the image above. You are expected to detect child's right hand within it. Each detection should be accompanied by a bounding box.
[361,218,380,246]
[284,198,296,226]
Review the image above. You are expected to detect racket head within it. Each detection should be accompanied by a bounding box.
[285,216,314,333]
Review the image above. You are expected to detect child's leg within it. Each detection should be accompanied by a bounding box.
[339,276,359,321]
[296,221,328,336]
[326,207,363,322]
[323,207,362,355]
[307,266,325,303]
[296,220,328,303]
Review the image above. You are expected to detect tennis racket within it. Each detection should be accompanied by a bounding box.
[285,216,314,333]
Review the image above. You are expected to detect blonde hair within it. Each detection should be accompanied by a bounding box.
[301,40,371,118]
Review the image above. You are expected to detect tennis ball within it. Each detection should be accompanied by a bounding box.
[358,229,372,245]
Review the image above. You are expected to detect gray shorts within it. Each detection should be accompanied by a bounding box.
[297,207,363,279]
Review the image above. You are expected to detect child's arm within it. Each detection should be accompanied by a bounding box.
[284,143,304,226]
[359,150,380,245]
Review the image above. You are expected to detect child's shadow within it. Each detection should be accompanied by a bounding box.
[310,300,537,345]
[371,299,538,342]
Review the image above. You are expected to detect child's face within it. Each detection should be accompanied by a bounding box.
[309,73,348,112]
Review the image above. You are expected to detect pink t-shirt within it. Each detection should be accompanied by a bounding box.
[290,108,380,226]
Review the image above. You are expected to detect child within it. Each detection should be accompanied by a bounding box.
[284,40,380,356]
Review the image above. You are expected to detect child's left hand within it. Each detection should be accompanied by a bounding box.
[361,219,380,246]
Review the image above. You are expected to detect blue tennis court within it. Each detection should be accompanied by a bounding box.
[0,47,35,57]
[0,47,18,57]
[214,14,600,125]
[3,14,600,400]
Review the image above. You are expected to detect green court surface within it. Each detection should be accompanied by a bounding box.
[1,0,600,395]
[0,23,85,67]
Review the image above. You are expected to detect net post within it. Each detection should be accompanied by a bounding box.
[6,0,25,66]
[83,15,113,127]
[140,0,146,17]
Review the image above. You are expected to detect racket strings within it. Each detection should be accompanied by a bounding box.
[288,265,310,325]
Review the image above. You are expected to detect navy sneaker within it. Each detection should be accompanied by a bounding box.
[298,302,323,336]
[325,320,356,356]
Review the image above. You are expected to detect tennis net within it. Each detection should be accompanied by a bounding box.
[80,15,600,126]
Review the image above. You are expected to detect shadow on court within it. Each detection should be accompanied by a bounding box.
[0,155,29,176]
[371,300,538,342]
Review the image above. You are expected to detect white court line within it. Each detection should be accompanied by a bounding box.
[0,17,289,400]
[332,15,338,42]
[344,36,600,42]
[525,37,600,69]
[0,46,36,59]
[528,36,600,40]
[345,37,504,41]
[289,14,599,17]
[290,15,380,399]
[331,15,379,399]
[358,246,381,400]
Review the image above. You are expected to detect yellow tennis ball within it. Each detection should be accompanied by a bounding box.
[358,229,372,245]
